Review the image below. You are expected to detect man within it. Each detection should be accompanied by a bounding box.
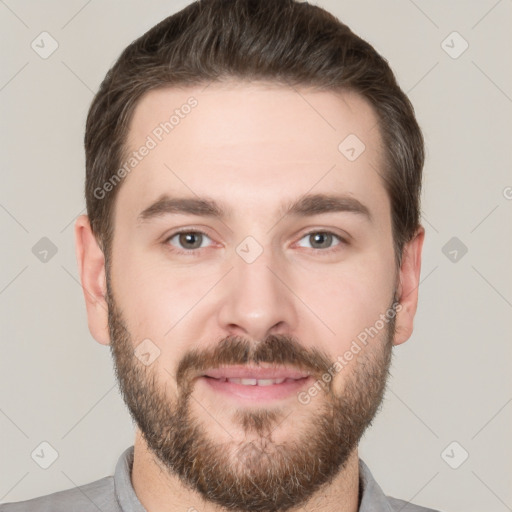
[0,0,440,511]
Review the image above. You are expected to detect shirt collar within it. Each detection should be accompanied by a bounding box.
[114,446,147,512]
[358,458,395,512]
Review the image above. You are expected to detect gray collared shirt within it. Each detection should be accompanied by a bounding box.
[0,446,441,511]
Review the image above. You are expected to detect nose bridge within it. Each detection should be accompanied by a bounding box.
[216,235,298,340]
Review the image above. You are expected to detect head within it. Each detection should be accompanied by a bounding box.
[75,1,425,511]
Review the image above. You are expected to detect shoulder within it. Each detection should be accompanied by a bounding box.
[358,458,443,512]
[386,495,443,512]
[0,476,119,512]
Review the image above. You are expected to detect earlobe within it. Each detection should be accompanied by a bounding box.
[74,214,111,345]
[393,226,425,346]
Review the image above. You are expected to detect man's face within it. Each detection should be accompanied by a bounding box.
[106,82,400,511]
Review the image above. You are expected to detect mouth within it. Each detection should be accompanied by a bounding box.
[198,366,313,402]
[205,376,303,385]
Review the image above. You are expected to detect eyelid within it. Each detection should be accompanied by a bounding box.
[162,225,215,240]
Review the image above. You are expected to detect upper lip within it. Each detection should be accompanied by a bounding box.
[202,365,311,380]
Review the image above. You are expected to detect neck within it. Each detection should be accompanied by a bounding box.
[131,430,360,512]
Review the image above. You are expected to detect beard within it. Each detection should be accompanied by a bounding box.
[106,285,395,512]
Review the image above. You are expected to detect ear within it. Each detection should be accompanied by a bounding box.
[393,226,425,346]
[74,215,110,345]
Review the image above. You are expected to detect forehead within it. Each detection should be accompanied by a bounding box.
[116,81,389,224]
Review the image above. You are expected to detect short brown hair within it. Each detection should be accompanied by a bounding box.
[85,0,424,267]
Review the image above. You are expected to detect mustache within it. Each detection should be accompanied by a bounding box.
[175,334,333,391]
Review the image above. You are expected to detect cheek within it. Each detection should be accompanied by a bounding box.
[109,247,170,338]
[293,253,395,341]
[110,247,218,343]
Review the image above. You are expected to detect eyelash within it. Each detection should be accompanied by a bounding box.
[163,228,347,256]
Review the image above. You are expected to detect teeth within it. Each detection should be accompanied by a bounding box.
[257,379,280,386]
[226,377,287,386]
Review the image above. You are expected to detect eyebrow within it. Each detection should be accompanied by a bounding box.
[137,193,372,224]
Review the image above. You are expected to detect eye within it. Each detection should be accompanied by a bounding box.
[165,230,213,252]
[296,231,345,252]
[163,229,346,256]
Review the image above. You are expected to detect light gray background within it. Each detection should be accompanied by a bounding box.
[1,1,511,511]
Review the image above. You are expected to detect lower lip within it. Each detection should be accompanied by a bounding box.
[200,376,312,403]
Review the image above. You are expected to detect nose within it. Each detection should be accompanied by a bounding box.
[216,243,299,342]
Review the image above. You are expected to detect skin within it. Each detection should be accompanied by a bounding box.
[75,81,424,512]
